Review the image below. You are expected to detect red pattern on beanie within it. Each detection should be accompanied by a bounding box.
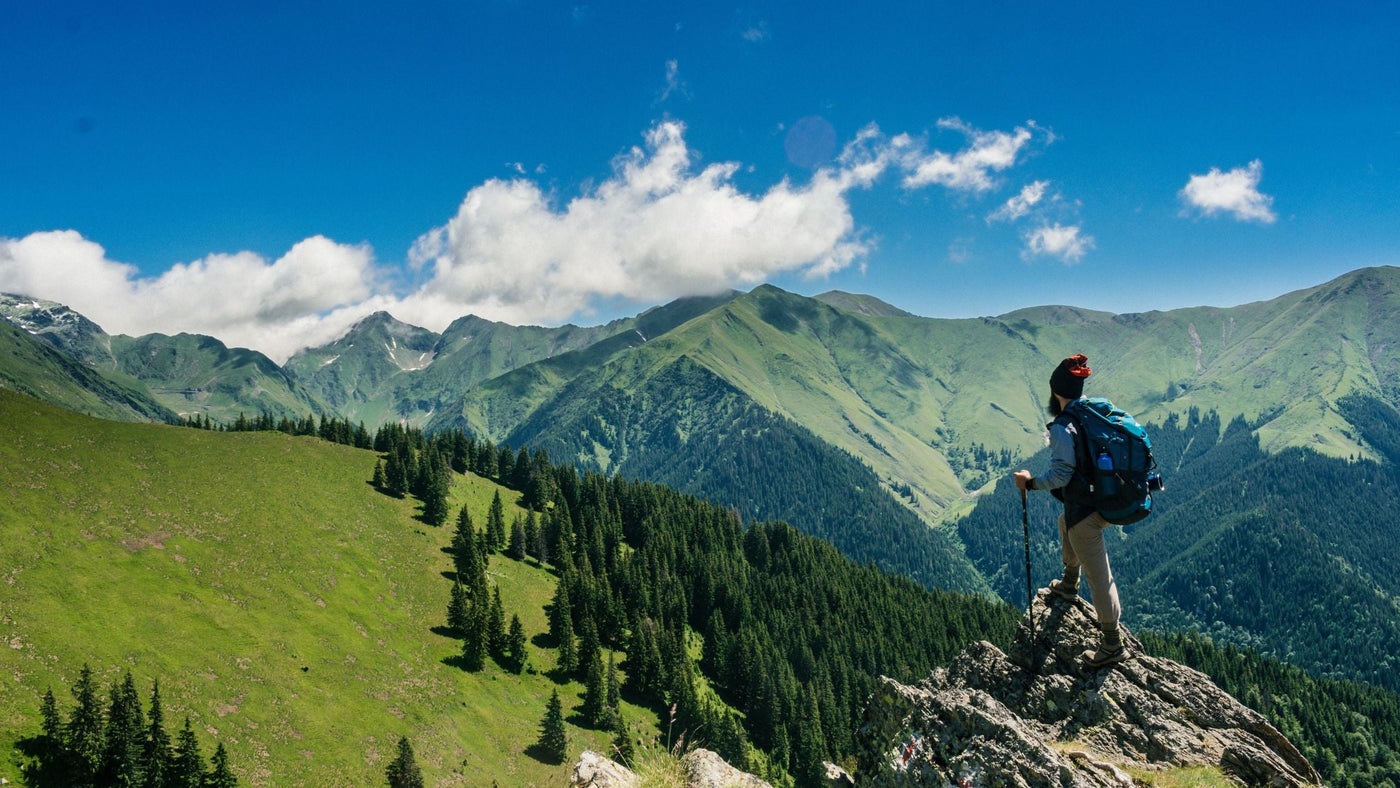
[1066,354,1091,378]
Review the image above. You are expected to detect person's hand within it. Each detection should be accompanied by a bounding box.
[1013,470,1032,491]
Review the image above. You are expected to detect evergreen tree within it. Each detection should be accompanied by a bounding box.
[371,459,386,489]
[486,491,506,552]
[143,679,174,788]
[792,693,828,786]
[524,511,542,561]
[507,515,527,560]
[505,615,528,674]
[446,580,470,636]
[206,741,237,788]
[605,651,621,721]
[421,461,450,526]
[384,449,408,497]
[172,717,205,788]
[487,587,506,660]
[536,690,568,765]
[580,650,608,728]
[610,711,634,768]
[66,663,104,785]
[577,615,601,682]
[461,602,489,672]
[100,670,146,787]
[36,687,66,784]
[384,736,424,788]
[549,583,577,675]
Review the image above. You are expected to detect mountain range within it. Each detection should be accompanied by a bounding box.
[6,268,1400,604]
[9,267,1400,519]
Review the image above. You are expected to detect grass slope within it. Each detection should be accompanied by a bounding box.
[0,389,655,786]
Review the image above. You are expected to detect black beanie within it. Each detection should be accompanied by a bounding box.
[1050,354,1091,399]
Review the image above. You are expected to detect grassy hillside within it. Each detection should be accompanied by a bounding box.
[0,389,656,786]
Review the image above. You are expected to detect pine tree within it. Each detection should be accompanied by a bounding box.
[536,689,568,765]
[143,678,174,788]
[524,510,542,561]
[66,663,104,785]
[487,587,506,660]
[206,741,238,788]
[372,459,386,489]
[172,716,205,788]
[486,491,507,552]
[385,736,424,788]
[792,693,828,786]
[100,670,146,787]
[605,651,621,721]
[36,687,66,784]
[580,649,607,728]
[461,602,489,672]
[610,711,635,768]
[508,515,527,560]
[577,614,601,681]
[550,583,577,675]
[447,580,470,635]
[506,615,528,674]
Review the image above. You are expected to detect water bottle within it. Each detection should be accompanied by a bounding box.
[1096,449,1117,497]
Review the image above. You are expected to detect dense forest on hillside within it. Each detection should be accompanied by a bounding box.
[363,416,1400,785]
[508,355,987,596]
[359,418,1017,782]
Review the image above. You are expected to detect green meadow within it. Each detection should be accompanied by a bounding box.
[0,388,656,785]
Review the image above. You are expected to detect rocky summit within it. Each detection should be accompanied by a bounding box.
[853,591,1322,787]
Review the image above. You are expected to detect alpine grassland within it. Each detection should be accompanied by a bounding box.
[0,388,655,785]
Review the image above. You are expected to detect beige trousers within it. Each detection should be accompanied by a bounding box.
[1058,512,1121,627]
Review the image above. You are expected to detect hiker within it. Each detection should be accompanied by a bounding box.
[1013,354,1126,667]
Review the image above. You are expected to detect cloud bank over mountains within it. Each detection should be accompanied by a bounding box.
[1,118,1149,362]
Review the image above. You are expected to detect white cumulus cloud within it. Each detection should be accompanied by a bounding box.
[400,120,870,329]
[900,118,1043,192]
[989,180,1051,223]
[1023,223,1094,264]
[1179,159,1276,223]
[0,230,383,363]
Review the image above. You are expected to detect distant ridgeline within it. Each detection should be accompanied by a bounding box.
[958,395,1400,785]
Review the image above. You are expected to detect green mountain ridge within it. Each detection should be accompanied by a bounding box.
[0,294,326,423]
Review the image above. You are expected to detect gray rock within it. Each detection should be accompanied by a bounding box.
[681,748,772,787]
[569,748,770,788]
[570,749,640,787]
[854,591,1322,786]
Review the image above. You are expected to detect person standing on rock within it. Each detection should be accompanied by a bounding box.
[1013,354,1126,668]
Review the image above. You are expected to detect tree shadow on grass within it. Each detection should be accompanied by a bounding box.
[523,741,564,766]
[430,625,458,639]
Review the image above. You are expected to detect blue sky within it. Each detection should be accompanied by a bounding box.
[2,1,1397,360]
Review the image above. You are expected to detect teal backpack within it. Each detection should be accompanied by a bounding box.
[1062,398,1161,525]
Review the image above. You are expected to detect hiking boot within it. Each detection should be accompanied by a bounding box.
[1048,566,1079,600]
[1082,624,1127,668]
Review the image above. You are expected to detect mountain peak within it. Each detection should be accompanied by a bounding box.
[814,290,914,318]
[853,592,1321,785]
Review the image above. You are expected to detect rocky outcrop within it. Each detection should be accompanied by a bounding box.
[854,590,1322,786]
[569,748,771,788]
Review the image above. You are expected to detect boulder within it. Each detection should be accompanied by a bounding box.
[569,748,770,788]
[853,591,1322,786]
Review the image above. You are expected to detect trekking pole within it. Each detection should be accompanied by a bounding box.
[1021,488,1035,647]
